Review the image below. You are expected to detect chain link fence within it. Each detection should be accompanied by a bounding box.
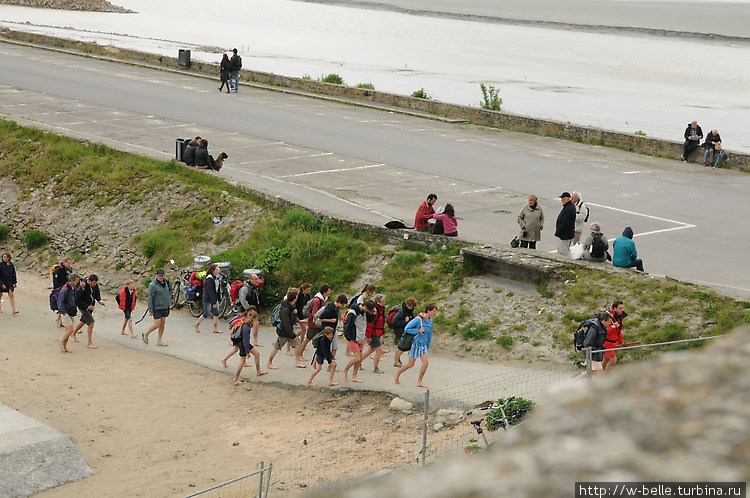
[185,463,273,498]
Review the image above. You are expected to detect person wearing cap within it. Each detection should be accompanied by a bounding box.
[228,48,242,93]
[582,222,609,262]
[554,192,577,257]
[143,269,171,346]
[612,227,644,272]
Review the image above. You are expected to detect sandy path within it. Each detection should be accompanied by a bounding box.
[0,272,426,496]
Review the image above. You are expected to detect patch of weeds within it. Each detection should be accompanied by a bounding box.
[461,322,492,340]
[357,83,375,89]
[486,397,534,431]
[479,83,502,111]
[411,88,431,100]
[519,335,531,343]
[496,335,513,349]
[69,248,85,262]
[23,230,49,249]
[114,261,125,270]
[538,278,554,298]
[635,130,646,136]
[532,340,542,347]
[546,313,554,322]
[640,309,659,319]
[321,73,344,85]
[0,224,11,241]
[510,324,526,331]
[506,291,514,297]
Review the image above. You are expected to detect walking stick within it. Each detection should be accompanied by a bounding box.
[713,150,723,169]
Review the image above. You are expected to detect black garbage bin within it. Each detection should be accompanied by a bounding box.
[176,137,189,162]
[178,49,191,69]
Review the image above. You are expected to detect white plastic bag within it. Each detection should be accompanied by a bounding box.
[570,243,584,260]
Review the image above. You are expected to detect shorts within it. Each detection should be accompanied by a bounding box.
[306,326,321,340]
[409,343,429,359]
[202,301,219,318]
[348,340,365,353]
[275,336,300,350]
[603,350,617,359]
[79,308,95,325]
[369,335,382,349]
[232,337,254,358]
[331,333,338,351]
[61,314,75,326]
[153,308,170,320]
[123,308,132,320]
[591,361,603,371]
[315,354,334,365]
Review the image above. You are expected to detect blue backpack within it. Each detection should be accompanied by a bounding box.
[270,303,284,330]
[573,319,596,351]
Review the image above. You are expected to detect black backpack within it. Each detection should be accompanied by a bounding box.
[590,232,606,258]
[573,319,596,351]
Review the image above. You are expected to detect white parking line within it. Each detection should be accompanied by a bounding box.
[243,152,333,166]
[278,163,385,178]
[622,171,652,174]
[587,203,692,227]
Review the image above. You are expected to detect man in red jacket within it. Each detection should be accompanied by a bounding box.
[414,194,437,231]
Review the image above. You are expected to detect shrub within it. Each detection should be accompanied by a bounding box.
[0,224,10,241]
[496,335,513,349]
[411,88,431,99]
[24,230,49,249]
[357,83,375,89]
[479,84,502,111]
[486,397,534,431]
[321,73,344,85]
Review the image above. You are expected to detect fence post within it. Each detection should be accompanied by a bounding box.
[584,347,592,383]
[422,389,430,466]
[258,461,264,498]
[264,463,273,497]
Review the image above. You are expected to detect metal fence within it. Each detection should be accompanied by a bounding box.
[185,463,273,498]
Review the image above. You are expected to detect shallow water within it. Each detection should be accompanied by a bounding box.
[1,0,749,151]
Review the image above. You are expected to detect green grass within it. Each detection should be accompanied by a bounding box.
[411,88,431,100]
[321,73,344,85]
[23,230,49,249]
[0,224,10,241]
[357,83,375,89]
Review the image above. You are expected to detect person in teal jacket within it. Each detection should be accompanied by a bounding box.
[143,269,172,346]
[612,227,644,272]
[394,303,438,389]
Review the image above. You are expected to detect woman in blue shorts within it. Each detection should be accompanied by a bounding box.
[394,303,438,389]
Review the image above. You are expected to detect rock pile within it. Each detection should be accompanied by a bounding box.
[0,0,133,13]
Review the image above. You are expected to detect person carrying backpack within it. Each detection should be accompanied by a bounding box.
[306,326,338,388]
[582,223,610,262]
[238,273,263,346]
[117,279,137,338]
[229,310,268,385]
[581,310,615,377]
[392,297,416,367]
[72,274,106,349]
[361,294,387,374]
[195,264,221,334]
[298,284,331,358]
[59,273,81,353]
[394,303,438,389]
[51,256,73,327]
[266,288,305,370]
[314,293,348,364]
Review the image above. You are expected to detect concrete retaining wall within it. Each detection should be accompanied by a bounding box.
[0,28,746,172]
[0,404,93,497]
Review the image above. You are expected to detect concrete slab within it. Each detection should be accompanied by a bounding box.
[0,404,93,497]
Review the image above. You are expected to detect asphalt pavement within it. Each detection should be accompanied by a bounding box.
[0,41,748,298]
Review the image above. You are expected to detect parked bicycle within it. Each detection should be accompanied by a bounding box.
[169,260,203,318]
[215,261,233,319]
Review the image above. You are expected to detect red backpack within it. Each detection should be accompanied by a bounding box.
[229,280,244,304]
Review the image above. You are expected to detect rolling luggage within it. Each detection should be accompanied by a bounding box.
[175,137,190,162]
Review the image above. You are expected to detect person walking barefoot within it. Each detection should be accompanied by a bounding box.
[143,269,171,346]
[221,311,248,368]
[231,312,268,385]
[307,327,338,387]
[394,303,437,389]
[195,264,222,334]
[0,252,18,314]
[117,279,137,338]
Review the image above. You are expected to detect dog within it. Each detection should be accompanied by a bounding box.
[214,152,228,171]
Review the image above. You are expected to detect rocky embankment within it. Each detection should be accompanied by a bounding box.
[0,0,132,13]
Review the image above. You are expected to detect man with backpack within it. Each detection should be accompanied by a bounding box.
[195,264,221,334]
[72,274,105,349]
[297,284,331,359]
[228,48,242,92]
[391,297,416,368]
[143,269,171,346]
[313,293,348,363]
[267,288,305,369]
[603,301,627,371]
[582,223,610,262]
[51,256,73,328]
[581,310,614,376]
[238,272,263,345]
[342,299,375,383]
[59,273,80,353]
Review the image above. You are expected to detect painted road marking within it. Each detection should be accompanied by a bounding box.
[278,163,385,178]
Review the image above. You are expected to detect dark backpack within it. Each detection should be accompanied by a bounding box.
[349,294,361,309]
[591,232,606,258]
[343,309,357,341]
[311,329,325,349]
[270,303,284,330]
[573,319,596,351]
[301,296,320,319]
[49,288,60,311]
[386,305,401,329]
[230,321,244,340]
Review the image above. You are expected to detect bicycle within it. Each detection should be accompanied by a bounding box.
[168,260,203,318]
[469,397,518,451]
[215,262,233,319]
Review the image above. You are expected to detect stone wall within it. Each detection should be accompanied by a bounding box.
[1,28,746,172]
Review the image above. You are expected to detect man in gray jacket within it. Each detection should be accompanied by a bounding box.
[571,191,590,245]
[143,269,171,346]
[582,223,609,262]
[267,288,304,369]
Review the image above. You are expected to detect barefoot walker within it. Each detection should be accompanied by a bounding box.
[395,303,437,389]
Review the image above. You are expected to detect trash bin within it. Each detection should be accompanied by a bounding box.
[175,137,189,162]
[178,49,191,69]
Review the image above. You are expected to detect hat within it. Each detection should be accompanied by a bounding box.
[559,192,571,198]
[156,269,165,275]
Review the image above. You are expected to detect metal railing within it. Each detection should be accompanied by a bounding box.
[185,462,273,498]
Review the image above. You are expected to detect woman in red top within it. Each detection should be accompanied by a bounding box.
[117,279,137,338]
[362,294,387,374]
[602,300,626,370]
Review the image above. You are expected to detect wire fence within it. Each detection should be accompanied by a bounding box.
[185,463,273,498]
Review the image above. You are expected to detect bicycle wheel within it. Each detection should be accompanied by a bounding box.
[188,298,203,318]
[218,285,231,318]
[170,280,181,309]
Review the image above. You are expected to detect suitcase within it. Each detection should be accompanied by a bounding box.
[175,137,190,162]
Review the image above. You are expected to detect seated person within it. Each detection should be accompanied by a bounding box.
[183,136,201,166]
[431,203,458,237]
[582,222,609,262]
[681,121,702,161]
[195,139,217,170]
[414,194,437,231]
[703,129,722,167]
[612,226,643,272]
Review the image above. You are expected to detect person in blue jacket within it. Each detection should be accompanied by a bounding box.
[394,303,438,389]
[612,226,644,272]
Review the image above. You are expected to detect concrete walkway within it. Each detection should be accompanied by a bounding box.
[90,303,571,408]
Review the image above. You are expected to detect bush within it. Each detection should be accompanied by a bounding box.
[411,88,431,99]
[321,73,344,85]
[0,224,10,241]
[486,397,534,431]
[24,230,49,249]
[357,83,375,89]
[479,84,502,111]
